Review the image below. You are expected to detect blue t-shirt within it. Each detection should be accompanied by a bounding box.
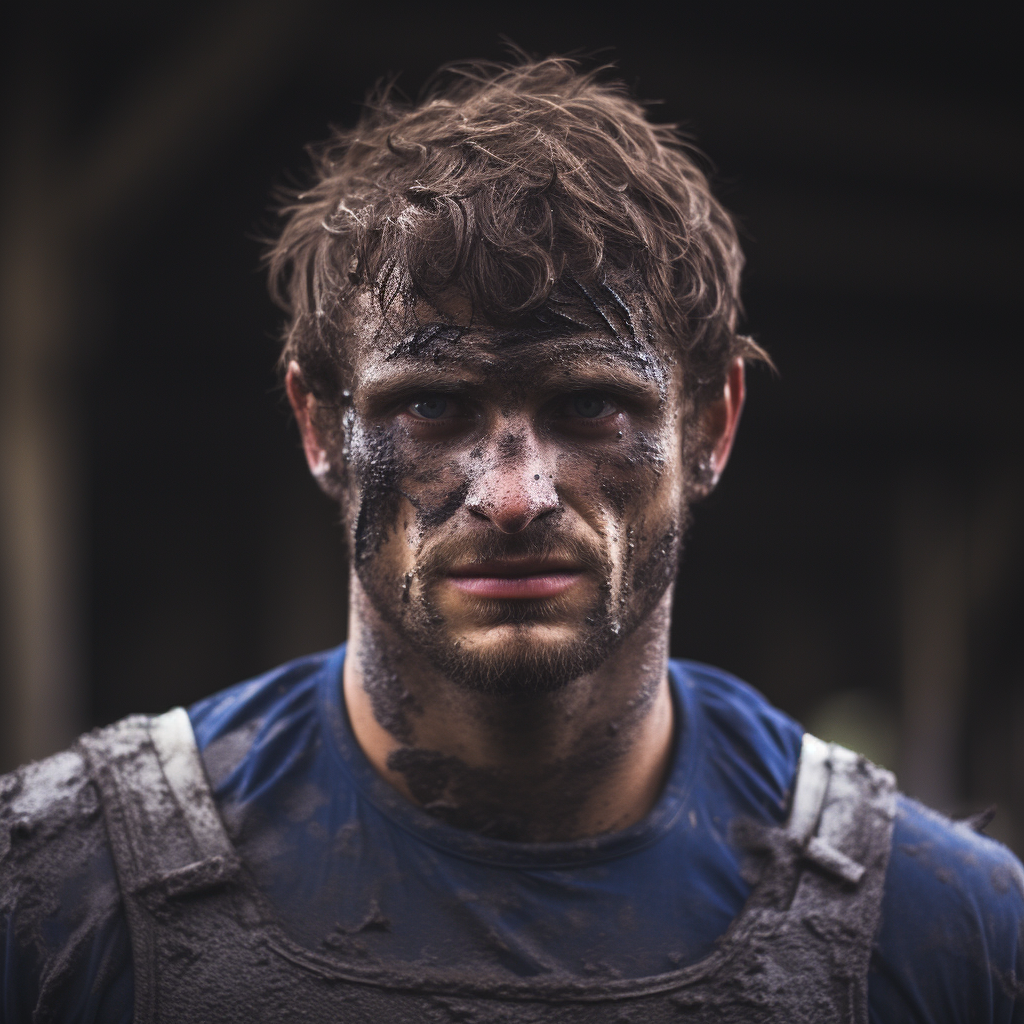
[2,646,1022,1021]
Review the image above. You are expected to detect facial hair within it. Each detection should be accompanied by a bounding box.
[356,512,685,696]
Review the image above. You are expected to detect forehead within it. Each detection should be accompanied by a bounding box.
[346,292,677,397]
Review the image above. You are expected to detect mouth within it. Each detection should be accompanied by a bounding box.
[445,557,586,599]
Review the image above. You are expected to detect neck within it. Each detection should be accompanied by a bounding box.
[343,584,675,843]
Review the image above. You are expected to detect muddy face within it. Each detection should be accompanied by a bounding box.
[338,306,689,698]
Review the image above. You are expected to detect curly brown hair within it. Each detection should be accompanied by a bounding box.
[266,56,766,411]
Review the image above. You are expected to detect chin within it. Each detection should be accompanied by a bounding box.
[424,621,617,695]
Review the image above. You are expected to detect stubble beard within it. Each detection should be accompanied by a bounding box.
[355,520,685,698]
[414,587,620,696]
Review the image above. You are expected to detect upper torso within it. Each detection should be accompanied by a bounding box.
[2,647,1022,1022]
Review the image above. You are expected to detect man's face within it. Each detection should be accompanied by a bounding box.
[337,306,693,694]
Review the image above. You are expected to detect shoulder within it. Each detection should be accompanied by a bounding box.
[188,646,339,788]
[671,659,805,824]
[673,660,804,753]
[870,794,1024,1023]
[1,745,114,923]
[1,745,132,1022]
[189,646,337,740]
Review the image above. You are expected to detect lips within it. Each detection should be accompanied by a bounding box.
[445,557,585,599]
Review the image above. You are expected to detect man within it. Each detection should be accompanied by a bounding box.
[2,57,1021,1023]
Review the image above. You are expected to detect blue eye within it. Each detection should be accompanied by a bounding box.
[572,394,610,418]
[410,396,448,419]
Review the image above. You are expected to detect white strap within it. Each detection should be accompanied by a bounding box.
[788,733,871,886]
[788,733,832,845]
[150,707,236,864]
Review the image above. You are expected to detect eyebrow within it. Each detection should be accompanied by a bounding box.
[360,367,482,406]
[544,364,663,401]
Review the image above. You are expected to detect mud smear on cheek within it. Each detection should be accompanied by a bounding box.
[611,524,637,637]
[415,479,470,532]
[349,427,472,739]
[590,426,675,637]
[632,430,668,472]
[631,526,683,605]
[348,425,434,742]
[599,477,631,518]
[351,426,406,569]
[598,428,668,515]
[350,410,470,549]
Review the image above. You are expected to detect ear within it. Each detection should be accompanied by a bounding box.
[695,357,745,491]
[285,361,331,478]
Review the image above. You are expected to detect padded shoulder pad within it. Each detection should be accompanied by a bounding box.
[0,742,124,1001]
[1,745,106,884]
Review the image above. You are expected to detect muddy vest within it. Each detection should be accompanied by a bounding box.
[78,709,896,1024]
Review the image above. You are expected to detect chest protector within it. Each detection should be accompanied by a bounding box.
[80,709,896,1024]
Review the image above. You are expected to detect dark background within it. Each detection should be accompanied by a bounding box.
[2,1,1021,852]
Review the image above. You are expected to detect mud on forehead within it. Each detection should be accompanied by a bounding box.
[348,283,675,397]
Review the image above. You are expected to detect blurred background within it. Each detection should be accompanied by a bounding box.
[2,1,1021,852]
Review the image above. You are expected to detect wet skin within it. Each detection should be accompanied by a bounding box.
[288,312,744,842]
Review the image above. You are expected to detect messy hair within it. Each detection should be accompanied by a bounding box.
[266,56,766,411]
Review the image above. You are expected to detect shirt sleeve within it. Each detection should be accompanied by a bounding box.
[869,795,1024,1024]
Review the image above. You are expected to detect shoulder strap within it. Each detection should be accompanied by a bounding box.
[786,733,897,1021]
[787,733,894,886]
[79,709,242,1024]
[79,708,240,901]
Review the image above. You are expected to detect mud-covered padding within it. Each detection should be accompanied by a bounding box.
[80,709,240,899]
[81,716,896,1024]
[79,709,241,1021]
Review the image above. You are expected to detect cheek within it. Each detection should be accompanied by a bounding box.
[348,424,473,569]
[406,451,473,536]
[347,424,410,570]
[621,436,686,610]
[414,478,470,534]
[629,522,683,605]
[591,428,679,524]
[589,430,683,598]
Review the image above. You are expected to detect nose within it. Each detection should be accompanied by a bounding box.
[466,432,559,534]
